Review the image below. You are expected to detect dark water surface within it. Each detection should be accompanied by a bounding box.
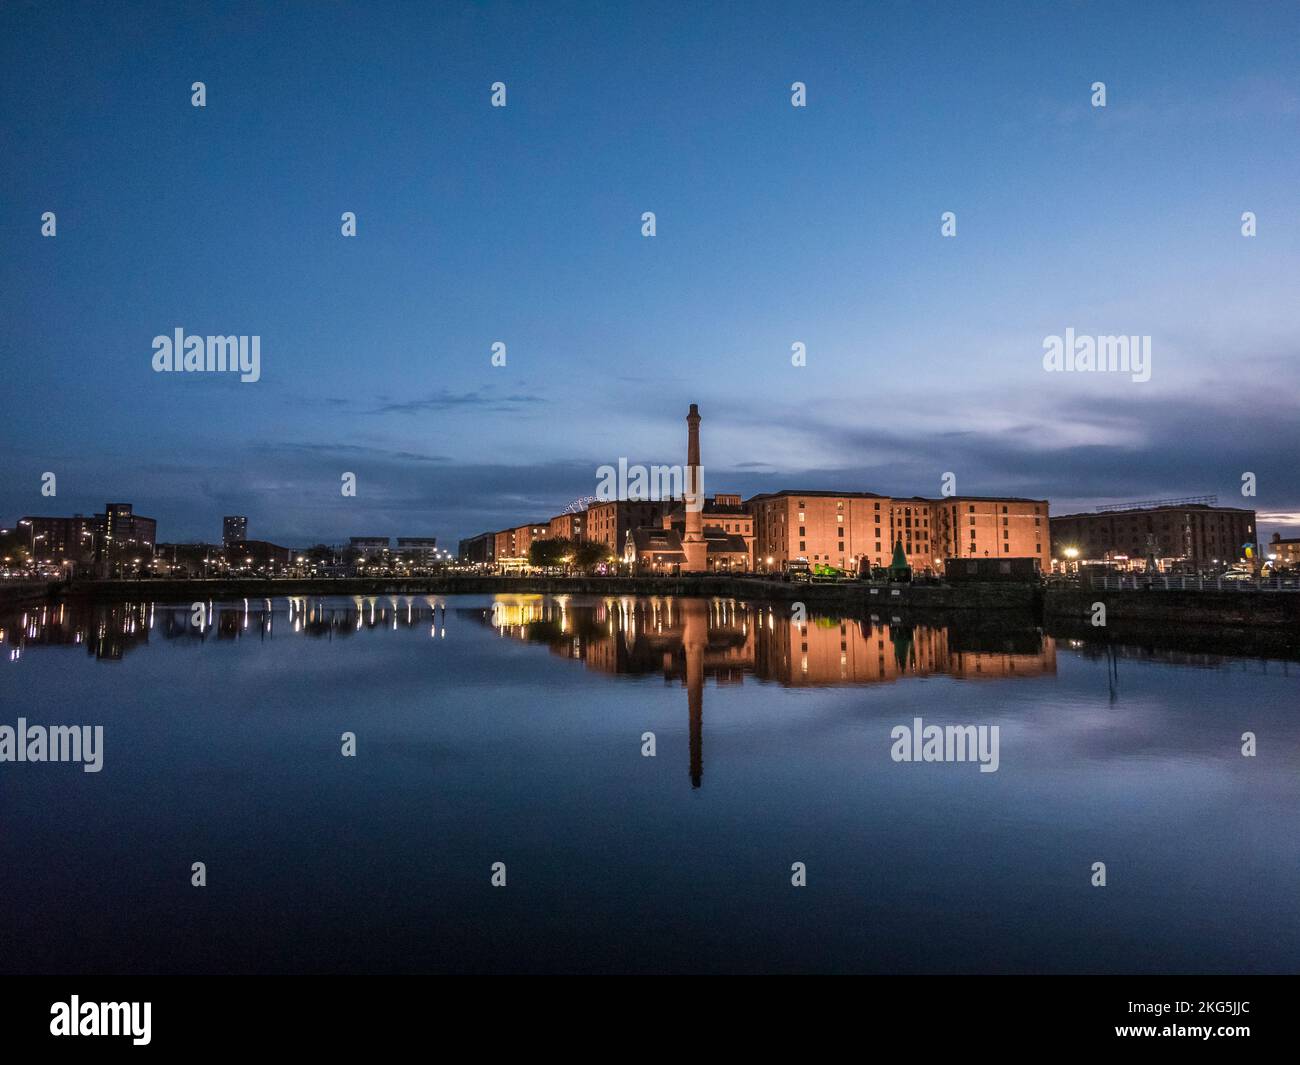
[1,594,1296,974]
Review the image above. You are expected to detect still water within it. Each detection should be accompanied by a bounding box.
[1,594,1296,974]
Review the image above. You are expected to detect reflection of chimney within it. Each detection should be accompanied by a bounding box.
[683,403,707,572]
[683,598,706,787]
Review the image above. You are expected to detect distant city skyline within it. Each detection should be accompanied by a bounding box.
[3,1,1298,547]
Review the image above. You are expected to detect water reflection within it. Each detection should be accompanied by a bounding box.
[0,595,451,662]
[471,595,1058,787]
[2,592,1297,974]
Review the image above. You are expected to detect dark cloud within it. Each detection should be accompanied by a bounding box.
[367,390,544,416]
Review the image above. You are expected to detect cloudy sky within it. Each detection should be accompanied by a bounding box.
[2,0,1298,547]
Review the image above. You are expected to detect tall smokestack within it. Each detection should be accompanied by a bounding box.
[683,403,707,572]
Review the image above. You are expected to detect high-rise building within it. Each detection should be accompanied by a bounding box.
[96,503,156,561]
[223,515,248,546]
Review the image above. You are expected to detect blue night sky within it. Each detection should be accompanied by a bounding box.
[2,0,1298,547]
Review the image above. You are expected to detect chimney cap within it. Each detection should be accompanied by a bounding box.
[688,403,699,416]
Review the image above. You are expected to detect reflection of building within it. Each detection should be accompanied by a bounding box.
[1051,504,1257,568]
[0,597,450,662]
[471,595,1058,788]
[681,598,706,785]
[223,515,248,546]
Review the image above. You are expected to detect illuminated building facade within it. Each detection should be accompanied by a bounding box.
[1050,504,1257,568]
[97,503,156,558]
[222,515,248,547]
[493,528,516,560]
[1267,533,1300,568]
[585,501,665,559]
[931,497,1049,568]
[512,522,550,558]
[547,512,585,542]
[17,515,98,564]
[749,492,1049,576]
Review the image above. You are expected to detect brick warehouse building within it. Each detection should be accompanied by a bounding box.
[511,522,551,559]
[547,511,586,542]
[747,492,1049,576]
[1049,503,1257,568]
[493,528,516,560]
[585,500,665,561]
